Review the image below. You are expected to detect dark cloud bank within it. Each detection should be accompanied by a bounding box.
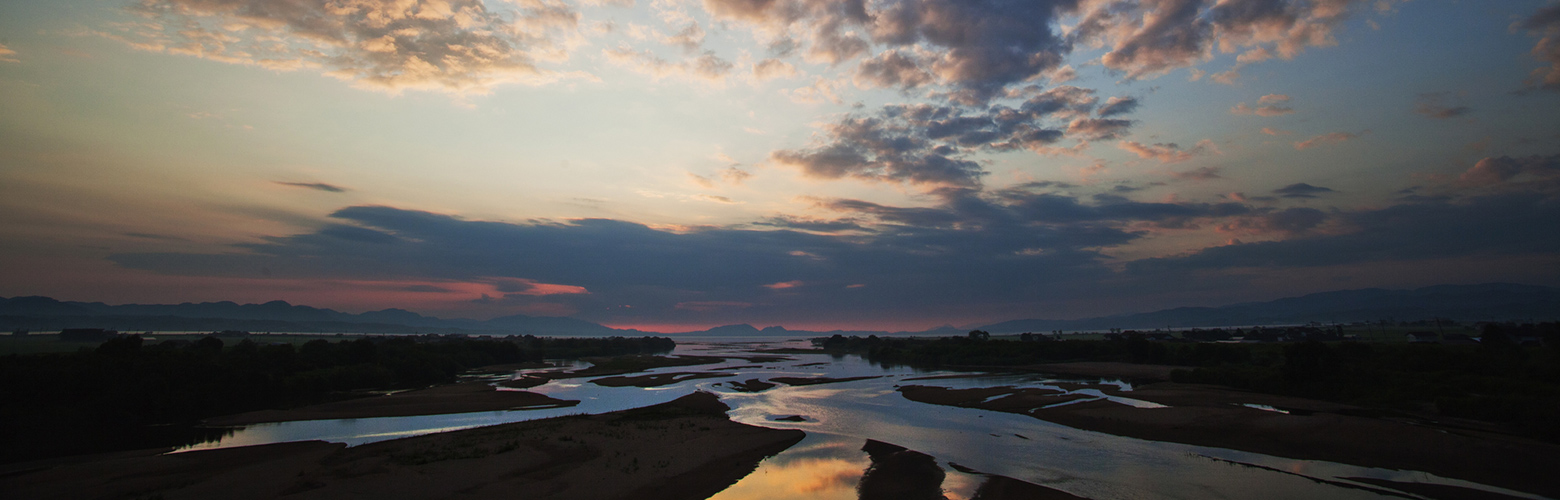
[111,165,1560,325]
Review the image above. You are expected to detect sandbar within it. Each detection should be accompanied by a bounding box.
[724,378,777,392]
[590,371,732,387]
[771,375,883,386]
[899,382,1560,499]
[203,382,578,426]
[6,392,805,500]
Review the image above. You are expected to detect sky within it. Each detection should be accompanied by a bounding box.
[0,0,1558,332]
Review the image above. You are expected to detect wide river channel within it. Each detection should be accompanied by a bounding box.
[178,338,1544,500]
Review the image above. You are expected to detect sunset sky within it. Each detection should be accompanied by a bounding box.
[1,0,1558,331]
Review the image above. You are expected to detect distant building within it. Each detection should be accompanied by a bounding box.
[1406,332,1439,343]
[59,328,119,342]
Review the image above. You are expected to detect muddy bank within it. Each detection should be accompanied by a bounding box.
[858,440,1088,500]
[6,392,805,500]
[900,382,1560,499]
[722,378,777,392]
[590,371,732,388]
[203,382,578,426]
[771,375,882,386]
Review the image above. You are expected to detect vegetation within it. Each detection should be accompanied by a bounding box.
[816,332,1259,367]
[819,323,1560,442]
[1174,324,1560,442]
[0,334,674,462]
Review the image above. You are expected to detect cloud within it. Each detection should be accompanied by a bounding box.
[1258,93,1290,104]
[688,172,716,188]
[1075,0,1377,81]
[771,95,1127,188]
[1230,95,1295,116]
[275,181,348,193]
[1065,118,1132,140]
[1169,166,1223,181]
[124,232,189,241]
[1096,96,1140,117]
[1119,139,1219,163]
[721,167,752,184]
[104,191,1262,323]
[1293,131,1363,150]
[1216,207,1327,235]
[604,45,734,81]
[1272,182,1334,198]
[753,215,865,232]
[660,22,706,53]
[491,277,590,296]
[402,284,455,293]
[1260,127,1291,135]
[675,301,753,312]
[763,280,805,289]
[753,58,797,79]
[105,176,1558,326]
[1518,4,1560,92]
[782,76,843,104]
[0,43,18,63]
[112,0,584,95]
[1413,92,1472,119]
[701,0,1078,104]
[853,50,935,90]
[1130,189,1560,273]
[1047,65,1078,83]
[1458,155,1560,186]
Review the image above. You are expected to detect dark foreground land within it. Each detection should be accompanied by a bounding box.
[2,392,804,500]
[855,439,1088,500]
[202,382,578,426]
[0,334,676,461]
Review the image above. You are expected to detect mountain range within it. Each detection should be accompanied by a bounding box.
[2,283,1556,337]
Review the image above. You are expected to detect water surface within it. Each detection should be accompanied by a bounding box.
[180,338,1546,500]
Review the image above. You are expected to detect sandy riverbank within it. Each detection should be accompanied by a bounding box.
[771,375,882,386]
[6,392,805,500]
[857,439,1087,500]
[900,382,1560,499]
[203,382,578,426]
[590,371,733,387]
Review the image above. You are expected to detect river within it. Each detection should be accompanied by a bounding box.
[176,338,1544,500]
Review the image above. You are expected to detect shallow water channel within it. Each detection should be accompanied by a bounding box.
[179,339,1544,500]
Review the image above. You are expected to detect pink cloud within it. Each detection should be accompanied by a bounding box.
[763,280,804,290]
[1293,131,1365,150]
[1119,139,1219,164]
[674,301,754,312]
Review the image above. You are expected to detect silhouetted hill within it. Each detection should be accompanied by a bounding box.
[5,283,1554,337]
[978,283,1560,333]
[0,296,618,336]
[0,296,98,317]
